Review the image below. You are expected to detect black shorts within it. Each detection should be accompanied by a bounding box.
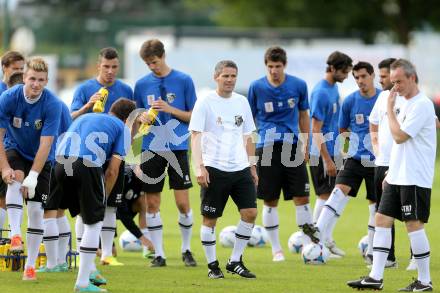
[140,150,192,193]
[335,158,375,200]
[309,156,336,196]
[378,183,431,223]
[6,149,52,203]
[374,166,389,208]
[256,142,310,201]
[47,158,105,225]
[200,167,257,218]
[103,161,125,207]
[117,167,143,220]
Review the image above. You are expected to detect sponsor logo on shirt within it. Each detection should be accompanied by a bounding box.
[216,116,222,125]
[234,115,243,127]
[147,95,155,105]
[355,114,364,124]
[34,119,43,130]
[333,103,337,113]
[288,98,295,108]
[166,93,176,104]
[264,102,274,113]
[278,101,283,107]
[13,117,22,128]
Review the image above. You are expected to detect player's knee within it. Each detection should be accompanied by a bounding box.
[335,184,350,195]
[240,208,257,222]
[293,196,309,206]
[405,220,424,232]
[375,213,393,228]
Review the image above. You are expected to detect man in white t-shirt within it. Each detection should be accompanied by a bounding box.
[348,59,436,292]
[368,58,403,268]
[189,60,258,279]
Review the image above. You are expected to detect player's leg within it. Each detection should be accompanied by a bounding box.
[0,182,6,234]
[56,209,71,270]
[227,167,257,278]
[199,166,229,279]
[256,144,284,260]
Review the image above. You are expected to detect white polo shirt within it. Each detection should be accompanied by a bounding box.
[189,90,256,172]
[369,90,405,166]
[385,93,436,188]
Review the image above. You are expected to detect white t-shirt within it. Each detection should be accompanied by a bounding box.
[369,90,405,166]
[189,90,256,172]
[385,93,436,188]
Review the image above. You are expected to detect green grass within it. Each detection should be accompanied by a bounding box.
[1,166,439,293]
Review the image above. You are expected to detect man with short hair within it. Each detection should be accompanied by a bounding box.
[0,51,25,233]
[248,46,313,262]
[368,57,401,269]
[135,39,197,267]
[309,51,352,257]
[314,62,380,263]
[190,60,258,279]
[53,98,135,292]
[347,59,435,292]
[0,57,63,281]
[71,47,133,266]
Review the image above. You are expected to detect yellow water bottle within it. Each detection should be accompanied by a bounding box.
[92,87,109,113]
[0,243,5,271]
[138,107,159,135]
[39,243,46,268]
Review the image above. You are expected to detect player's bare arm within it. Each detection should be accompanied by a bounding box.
[244,133,258,186]
[369,123,379,157]
[0,128,14,183]
[299,110,310,163]
[104,154,123,197]
[191,131,209,188]
[312,118,336,176]
[387,88,410,144]
[71,92,102,119]
[152,99,192,122]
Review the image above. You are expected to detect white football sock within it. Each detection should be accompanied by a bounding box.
[76,221,103,288]
[200,225,216,264]
[409,229,431,285]
[366,203,376,256]
[147,212,165,258]
[262,205,282,254]
[296,203,313,228]
[75,216,84,253]
[369,227,391,281]
[325,196,349,242]
[178,209,193,253]
[313,198,326,224]
[316,187,345,235]
[141,228,152,251]
[57,215,71,265]
[43,218,59,269]
[5,181,23,237]
[100,207,116,259]
[25,201,44,269]
[230,220,253,262]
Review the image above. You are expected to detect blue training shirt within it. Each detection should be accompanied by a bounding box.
[309,79,340,157]
[56,113,131,167]
[248,74,309,148]
[134,69,197,151]
[50,103,73,164]
[71,79,133,114]
[339,89,381,161]
[0,81,7,94]
[0,84,63,162]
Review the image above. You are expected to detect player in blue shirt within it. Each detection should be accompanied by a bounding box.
[0,51,25,233]
[135,39,197,267]
[71,47,133,267]
[51,98,135,291]
[0,57,63,281]
[309,51,353,257]
[248,46,313,262]
[314,62,380,262]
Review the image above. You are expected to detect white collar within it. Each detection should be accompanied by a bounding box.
[23,87,42,104]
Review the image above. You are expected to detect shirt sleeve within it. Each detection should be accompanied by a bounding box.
[400,99,432,138]
[42,100,63,137]
[184,76,197,111]
[339,95,352,129]
[310,90,329,122]
[242,98,256,135]
[298,81,309,111]
[125,84,134,101]
[0,91,12,129]
[247,83,258,117]
[112,124,131,157]
[188,99,206,132]
[70,85,87,112]
[134,81,148,109]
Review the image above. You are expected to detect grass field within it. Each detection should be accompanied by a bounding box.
[0,165,439,293]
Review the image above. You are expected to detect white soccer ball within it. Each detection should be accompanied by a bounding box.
[219,225,237,248]
[358,235,369,257]
[288,231,311,254]
[119,230,142,252]
[248,225,269,247]
[302,243,329,265]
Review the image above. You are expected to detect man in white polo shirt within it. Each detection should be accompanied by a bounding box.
[348,59,436,291]
[190,60,258,279]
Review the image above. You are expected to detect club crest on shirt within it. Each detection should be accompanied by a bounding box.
[288,98,295,108]
[216,116,222,125]
[13,117,22,128]
[355,114,364,124]
[395,108,400,115]
[34,119,43,130]
[166,93,176,104]
[235,115,243,127]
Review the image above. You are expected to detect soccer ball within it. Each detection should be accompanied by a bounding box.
[119,230,142,252]
[358,235,369,257]
[288,231,311,253]
[248,225,269,247]
[219,225,237,248]
[302,243,329,265]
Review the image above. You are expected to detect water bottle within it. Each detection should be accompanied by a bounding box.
[92,87,109,113]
